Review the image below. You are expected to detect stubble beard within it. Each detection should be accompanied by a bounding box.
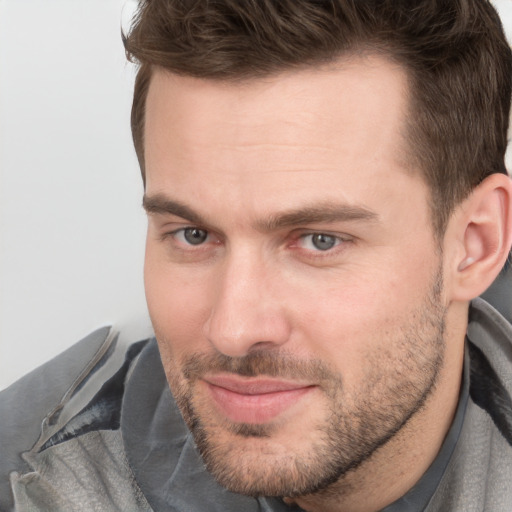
[162,274,446,498]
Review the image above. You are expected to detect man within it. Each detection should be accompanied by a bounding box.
[1,1,512,511]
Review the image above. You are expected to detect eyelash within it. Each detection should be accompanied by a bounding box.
[290,232,353,263]
[296,233,344,251]
[161,227,215,246]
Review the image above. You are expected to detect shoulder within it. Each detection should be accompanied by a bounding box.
[424,299,512,511]
[467,298,512,443]
[0,326,152,511]
[468,297,512,391]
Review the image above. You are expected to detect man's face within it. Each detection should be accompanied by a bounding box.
[143,57,447,497]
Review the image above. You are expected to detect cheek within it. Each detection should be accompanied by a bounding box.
[291,253,439,379]
[144,247,213,359]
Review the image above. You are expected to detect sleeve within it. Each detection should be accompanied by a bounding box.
[0,327,112,511]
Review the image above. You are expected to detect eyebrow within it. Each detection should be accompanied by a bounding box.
[143,193,379,231]
[143,194,206,225]
[257,204,379,231]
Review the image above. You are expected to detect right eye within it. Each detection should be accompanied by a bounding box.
[299,233,340,251]
[174,227,209,246]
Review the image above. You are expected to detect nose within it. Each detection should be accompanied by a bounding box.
[203,250,292,357]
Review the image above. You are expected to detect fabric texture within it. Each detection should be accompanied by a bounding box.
[1,298,512,511]
[10,431,152,512]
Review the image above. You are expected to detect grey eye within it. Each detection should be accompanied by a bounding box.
[311,233,337,251]
[183,228,208,245]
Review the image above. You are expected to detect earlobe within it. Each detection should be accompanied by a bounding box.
[451,173,512,301]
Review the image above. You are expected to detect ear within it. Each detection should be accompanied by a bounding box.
[449,173,512,302]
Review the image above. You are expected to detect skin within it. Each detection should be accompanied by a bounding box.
[143,57,467,512]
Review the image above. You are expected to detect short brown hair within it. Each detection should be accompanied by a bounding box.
[124,0,511,234]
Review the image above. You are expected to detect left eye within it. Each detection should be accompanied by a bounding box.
[178,227,209,245]
[300,233,340,251]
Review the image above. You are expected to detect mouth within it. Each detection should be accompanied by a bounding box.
[203,374,316,424]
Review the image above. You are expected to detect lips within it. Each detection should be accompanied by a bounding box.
[203,374,315,424]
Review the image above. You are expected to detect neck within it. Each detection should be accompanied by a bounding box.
[291,303,468,512]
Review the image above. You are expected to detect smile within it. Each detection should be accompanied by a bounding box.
[203,375,316,424]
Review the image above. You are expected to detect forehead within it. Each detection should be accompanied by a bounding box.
[143,57,422,219]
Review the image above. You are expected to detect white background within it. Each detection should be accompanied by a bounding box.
[1,0,512,390]
[0,0,150,390]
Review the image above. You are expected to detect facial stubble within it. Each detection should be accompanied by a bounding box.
[161,273,446,498]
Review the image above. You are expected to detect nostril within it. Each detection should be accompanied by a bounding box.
[248,341,280,352]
